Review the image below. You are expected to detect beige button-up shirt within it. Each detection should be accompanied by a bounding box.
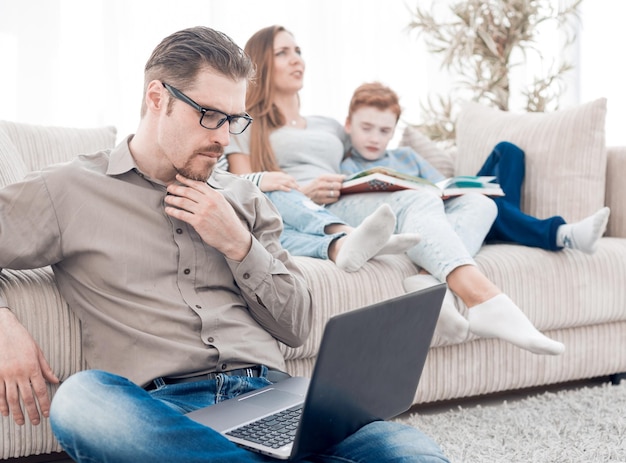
[0,137,312,387]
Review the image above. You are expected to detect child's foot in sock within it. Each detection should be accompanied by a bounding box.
[336,204,396,272]
[403,274,469,344]
[557,207,610,254]
[468,294,565,355]
[377,233,421,255]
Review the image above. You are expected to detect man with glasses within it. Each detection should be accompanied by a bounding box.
[0,26,448,462]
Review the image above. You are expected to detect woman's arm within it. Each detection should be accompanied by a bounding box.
[227,153,299,193]
[227,153,253,175]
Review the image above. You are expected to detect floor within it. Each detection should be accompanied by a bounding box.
[401,374,617,418]
[10,375,622,463]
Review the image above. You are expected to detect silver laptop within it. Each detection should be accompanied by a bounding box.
[186,283,445,460]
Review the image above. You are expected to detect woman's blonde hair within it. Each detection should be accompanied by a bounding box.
[243,25,292,172]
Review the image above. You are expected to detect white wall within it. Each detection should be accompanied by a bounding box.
[578,0,626,147]
[0,0,623,146]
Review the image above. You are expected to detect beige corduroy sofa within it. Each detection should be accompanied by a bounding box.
[1,97,626,460]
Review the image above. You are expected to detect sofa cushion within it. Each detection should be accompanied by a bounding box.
[0,129,28,188]
[281,255,420,360]
[0,121,117,172]
[471,240,626,331]
[455,99,607,222]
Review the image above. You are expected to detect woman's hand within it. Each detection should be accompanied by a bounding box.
[258,172,300,193]
[300,174,346,205]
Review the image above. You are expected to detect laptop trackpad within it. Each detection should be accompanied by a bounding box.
[186,377,309,432]
[187,388,303,432]
[238,388,302,410]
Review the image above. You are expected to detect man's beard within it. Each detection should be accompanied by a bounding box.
[177,164,211,182]
[177,146,224,182]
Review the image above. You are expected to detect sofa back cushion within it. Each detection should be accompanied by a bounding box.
[454,99,607,222]
[400,125,456,178]
[0,121,117,173]
[0,129,28,188]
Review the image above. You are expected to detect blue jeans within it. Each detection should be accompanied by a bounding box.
[266,190,346,259]
[328,189,497,281]
[50,370,449,462]
[477,141,565,250]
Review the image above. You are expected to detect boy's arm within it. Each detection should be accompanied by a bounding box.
[339,156,364,176]
[402,147,447,183]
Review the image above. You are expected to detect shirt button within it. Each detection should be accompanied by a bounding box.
[221,363,228,370]
[176,228,183,234]
[195,305,202,309]
[208,337,214,343]
[184,268,191,275]
[243,273,250,279]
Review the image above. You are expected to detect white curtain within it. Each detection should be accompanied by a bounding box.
[0,0,623,145]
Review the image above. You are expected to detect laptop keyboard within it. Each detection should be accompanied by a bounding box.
[226,404,303,449]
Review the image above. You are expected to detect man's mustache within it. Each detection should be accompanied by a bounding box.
[195,145,224,156]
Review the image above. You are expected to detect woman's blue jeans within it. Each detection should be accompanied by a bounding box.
[50,370,449,463]
[327,189,497,281]
[266,190,346,260]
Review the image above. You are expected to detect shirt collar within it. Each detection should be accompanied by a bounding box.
[106,135,224,190]
[106,135,140,177]
[348,146,393,163]
[207,169,224,190]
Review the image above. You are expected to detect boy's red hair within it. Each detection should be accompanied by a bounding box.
[347,82,402,122]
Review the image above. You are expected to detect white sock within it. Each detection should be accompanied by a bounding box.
[377,233,421,255]
[556,207,610,254]
[468,294,565,355]
[336,204,396,272]
[403,274,469,344]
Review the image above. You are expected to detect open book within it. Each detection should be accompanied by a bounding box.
[340,166,504,197]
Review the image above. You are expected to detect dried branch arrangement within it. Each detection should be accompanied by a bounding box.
[408,0,582,145]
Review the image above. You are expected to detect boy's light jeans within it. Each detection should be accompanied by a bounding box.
[328,189,497,281]
[50,369,449,462]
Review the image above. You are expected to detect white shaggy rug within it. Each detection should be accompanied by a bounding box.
[397,380,626,462]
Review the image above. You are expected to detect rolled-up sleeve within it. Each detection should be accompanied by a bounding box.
[227,238,311,347]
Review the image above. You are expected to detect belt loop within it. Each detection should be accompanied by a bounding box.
[152,377,166,389]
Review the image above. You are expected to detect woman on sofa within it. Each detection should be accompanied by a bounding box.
[224,25,565,356]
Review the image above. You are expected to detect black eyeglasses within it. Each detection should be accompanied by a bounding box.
[162,82,253,135]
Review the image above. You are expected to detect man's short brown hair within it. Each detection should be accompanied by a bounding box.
[140,26,254,116]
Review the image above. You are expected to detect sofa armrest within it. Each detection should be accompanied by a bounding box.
[0,267,83,459]
[605,147,626,238]
[0,267,84,380]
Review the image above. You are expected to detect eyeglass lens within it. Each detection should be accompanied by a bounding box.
[200,111,250,134]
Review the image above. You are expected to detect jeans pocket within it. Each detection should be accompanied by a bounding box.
[215,374,272,403]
